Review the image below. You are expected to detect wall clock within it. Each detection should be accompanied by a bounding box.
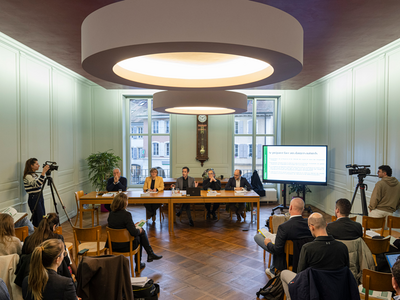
[196,115,209,166]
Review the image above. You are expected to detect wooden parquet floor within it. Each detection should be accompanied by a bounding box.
[61,203,330,300]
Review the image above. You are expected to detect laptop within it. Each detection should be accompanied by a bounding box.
[385,252,400,270]
[186,187,201,196]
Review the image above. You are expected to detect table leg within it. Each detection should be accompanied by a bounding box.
[251,202,254,223]
[257,200,260,231]
[169,200,174,233]
[80,203,83,228]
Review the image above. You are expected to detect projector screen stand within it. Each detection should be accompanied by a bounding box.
[271,184,289,215]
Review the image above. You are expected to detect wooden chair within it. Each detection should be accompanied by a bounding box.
[362,269,393,300]
[331,215,357,222]
[388,215,400,236]
[73,226,106,265]
[362,236,390,266]
[362,216,385,237]
[74,190,99,227]
[14,226,29,242]
[263,216,274,265]
[285,240,294,271]
[54,226,74,259]
[106,227,141,276]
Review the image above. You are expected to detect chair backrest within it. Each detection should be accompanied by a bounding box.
[75,190,84,210]
[362,236,390,255]
[285,240,294,271]
[388,216,400,236]
[331,215,357,222]
[269,216,274,234]
[73,226,101,254]
[54,226,62,235]
[362,216,385,237]
[362,269,393,300]
[106,227,135,254]
[14,226,29,242]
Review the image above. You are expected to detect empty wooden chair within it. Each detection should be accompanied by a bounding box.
[362,269,393,300]
[106,227,141,276]
[14,226,29,242]
[362,216,385,237]
[73,226,106,265]
[74,190,99,228]
[387,215,400,236]
[362,236,390,266]
[54,226,74,260]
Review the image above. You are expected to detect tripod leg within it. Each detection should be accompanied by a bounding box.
[49,179,74,228]
[30,177,48,226]
[359,184,369,216]
[49,181,59,216]
[350,184,359,211]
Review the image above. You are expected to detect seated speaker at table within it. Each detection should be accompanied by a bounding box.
[225,169,252,222]
[143,168,164,221]
[174,167,198,227]
[105,168,127,211]
[203,169,221,220]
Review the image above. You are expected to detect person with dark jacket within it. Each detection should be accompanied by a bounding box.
[326,198,362,240]
[281,213,350,300]
[105,168,127,211]
[225,169,252,221]
[107,193,162,272]
[203,169,221,220]
[22,239,78,300]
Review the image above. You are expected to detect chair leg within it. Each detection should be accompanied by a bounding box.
[263,250,266,261]
[130,254,135,277]
[217,207,220,220]
[230,210,232,220]
[136,248,141,274]
[74,210,79,226]
[268,253,272,267]
[95,206,99,226]
[91,210,94,227]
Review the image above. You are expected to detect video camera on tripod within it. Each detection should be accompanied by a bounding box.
[346,164,373,216]
[43,161,58,174]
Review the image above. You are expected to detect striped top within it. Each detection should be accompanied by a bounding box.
[23,173,45,194]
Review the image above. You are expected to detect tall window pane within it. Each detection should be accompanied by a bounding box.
[234,99,252,135]
[256,99,275,134]
[234,136,253,178]
[151,102,170,134]
[130,136,147,184]
[151,136,170,178]
[130,99,148,134]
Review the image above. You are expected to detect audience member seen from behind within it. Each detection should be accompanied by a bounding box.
[326,198,363,240]
[107,193,162,272]
[23,158,50,227]
[203,169,221,220]
[105,168,127,212]
[22,239,80,300]
[22,213,77,276]
[392,257,400,300]
[0,214,22,256]
[225,169,252,222]
[143,168,164,221]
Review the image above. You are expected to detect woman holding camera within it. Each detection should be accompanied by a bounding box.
[23,158,50,227]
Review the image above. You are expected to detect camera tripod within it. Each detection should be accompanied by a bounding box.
[30,171,73,228]
[350,173,369,216]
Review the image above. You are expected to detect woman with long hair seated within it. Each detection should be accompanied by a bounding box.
[0,214,22,256]
[22,239,79,300]
[22,213,77,276]
[108,193,162,272]
[143,167,164,221]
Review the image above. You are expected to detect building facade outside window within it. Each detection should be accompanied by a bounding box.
[127,99,171,186]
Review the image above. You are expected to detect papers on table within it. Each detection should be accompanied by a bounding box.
[131,277,150,287]
[140,193,152,197]
[207,191,220,196]
[258,227,276,244]
[102,193,114,197]
[234,191,246,196]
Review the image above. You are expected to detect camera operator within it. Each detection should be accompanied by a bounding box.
[369,165,400,224]
[23,158,50,227]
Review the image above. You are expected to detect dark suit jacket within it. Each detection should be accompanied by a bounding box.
[225,177,252,191]
[175,176,195,190]
[203,178,221,190]
[326,217,363,240]
[266,215,313,270]
[107,209,140,252]
[106,176,127,192]
[22,269,76,300]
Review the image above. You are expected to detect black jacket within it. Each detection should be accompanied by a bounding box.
[22,269,76,300]
[202,178,221,190]
[288,267,360,300]
[106,176,127,192]
[107,209,140,252]
[326,217,363,240]
[225,177,252,191]
[266,216,313,271]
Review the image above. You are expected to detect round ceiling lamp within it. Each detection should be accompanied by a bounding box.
[153,91,247,115]
[81,0,303,91]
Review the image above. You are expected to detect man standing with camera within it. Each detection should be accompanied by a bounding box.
[369,165,400,221]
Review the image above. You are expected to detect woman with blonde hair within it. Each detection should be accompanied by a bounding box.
[108,193,162,272]
[0,214,22,256]
[143,167,164,221]
[22,239,78,300]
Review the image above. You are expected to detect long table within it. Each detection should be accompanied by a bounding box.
[79,190,260,232]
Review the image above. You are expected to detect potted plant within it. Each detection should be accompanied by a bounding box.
[288,183,312,198]
[86,150,122,191]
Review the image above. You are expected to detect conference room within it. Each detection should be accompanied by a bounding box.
[1,1,400,299]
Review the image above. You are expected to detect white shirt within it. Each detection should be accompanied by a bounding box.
[236,178,241,188]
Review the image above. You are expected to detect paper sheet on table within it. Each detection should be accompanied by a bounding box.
[102,193,114,197]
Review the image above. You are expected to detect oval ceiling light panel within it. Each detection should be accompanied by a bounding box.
[82,0,303,90]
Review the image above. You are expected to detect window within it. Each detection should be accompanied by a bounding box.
[233,98,277,181]
[127,99,171,186]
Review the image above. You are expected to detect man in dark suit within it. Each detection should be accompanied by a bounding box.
[174,167,198,227]
[105,168,127,211]
[225,169,252,221]
[203,169,221,220]
[327,198,362,240]
[254,198,313,275]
